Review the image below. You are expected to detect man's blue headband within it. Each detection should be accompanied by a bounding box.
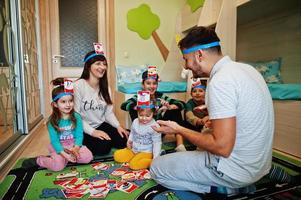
[83,53,104,63]
[52,92,73,102]
[182,41,220,54]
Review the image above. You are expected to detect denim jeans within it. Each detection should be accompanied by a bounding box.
[150,150,246,194]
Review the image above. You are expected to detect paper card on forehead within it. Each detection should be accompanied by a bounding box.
[191,78,202,88]
[93,42,104,55]
[137,91,150,107]
[64,79,74,93]
[147,65,158,79]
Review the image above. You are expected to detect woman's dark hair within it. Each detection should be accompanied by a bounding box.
[178,26,221,54]
[80,51,112,104]
[48,77,77,132]
[141,70,159,83]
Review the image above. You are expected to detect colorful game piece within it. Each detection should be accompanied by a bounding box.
[91,162,110,170]
[90,179,107,189]
[89,187,110,198]
[121,171,136,181]
[56,171,78,179]
[116,181,139,193]
[111,168,129,176]
[136,169,151,180]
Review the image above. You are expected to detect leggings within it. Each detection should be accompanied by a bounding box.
[114,148,153,170]
[83,122,127,156]
[37,140,93,171]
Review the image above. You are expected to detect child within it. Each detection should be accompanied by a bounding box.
[114,91,161,170]
[185,79,210,131]
[121,66,186,152]
[22,78,93,171]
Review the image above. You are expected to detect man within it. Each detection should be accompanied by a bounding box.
[150,26,274,194]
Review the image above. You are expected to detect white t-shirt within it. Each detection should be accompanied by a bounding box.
[74,79,120,135]
[206,56,274,184]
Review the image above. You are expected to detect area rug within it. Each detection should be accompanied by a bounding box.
[1,150,300,200]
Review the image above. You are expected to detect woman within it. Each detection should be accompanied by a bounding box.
[74,50,128,156]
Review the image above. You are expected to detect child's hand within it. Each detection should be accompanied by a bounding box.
[61,150,76,163]
[204,120,212,129]
[168,104,178,110]
[202,116,212,128]
[196,118,203,126]
[127,140,133,149]
[70,146,80,159]
[158,105,168,113]
[193,105,207,112]
[160,99,170,108]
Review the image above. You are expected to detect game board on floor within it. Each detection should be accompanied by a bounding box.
[1,152,301,200]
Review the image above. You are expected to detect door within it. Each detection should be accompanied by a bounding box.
[49,0,107,79]
[0,0,22,153]
[20,0,43,130]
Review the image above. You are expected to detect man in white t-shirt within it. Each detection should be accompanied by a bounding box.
[150,26,274,194]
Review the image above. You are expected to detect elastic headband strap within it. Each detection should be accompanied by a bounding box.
[143,76,158,80]
[182,41,220,54]
[52,92,73,102]
[193,85,206,89]
[83,53,104,63]
[137,104,155,109]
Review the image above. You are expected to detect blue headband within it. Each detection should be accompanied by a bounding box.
[137,104,155,109]
[192,85,206,89]
[83,53,104,63]
[182,41,220,54]
[143,76,158,81]
[52,92,73,102]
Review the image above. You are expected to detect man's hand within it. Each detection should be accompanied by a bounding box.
[151,120,181,135]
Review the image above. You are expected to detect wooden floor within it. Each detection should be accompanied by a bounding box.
[19,123,49,158]
[0,122,49,182]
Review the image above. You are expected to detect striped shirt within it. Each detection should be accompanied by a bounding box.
[121,91,185,120]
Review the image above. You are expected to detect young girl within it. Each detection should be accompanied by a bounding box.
[74,49,128,156]
[185,80,210,131]
[121,67,186,152]
[22,78,93,171]
[114,91,161,170]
